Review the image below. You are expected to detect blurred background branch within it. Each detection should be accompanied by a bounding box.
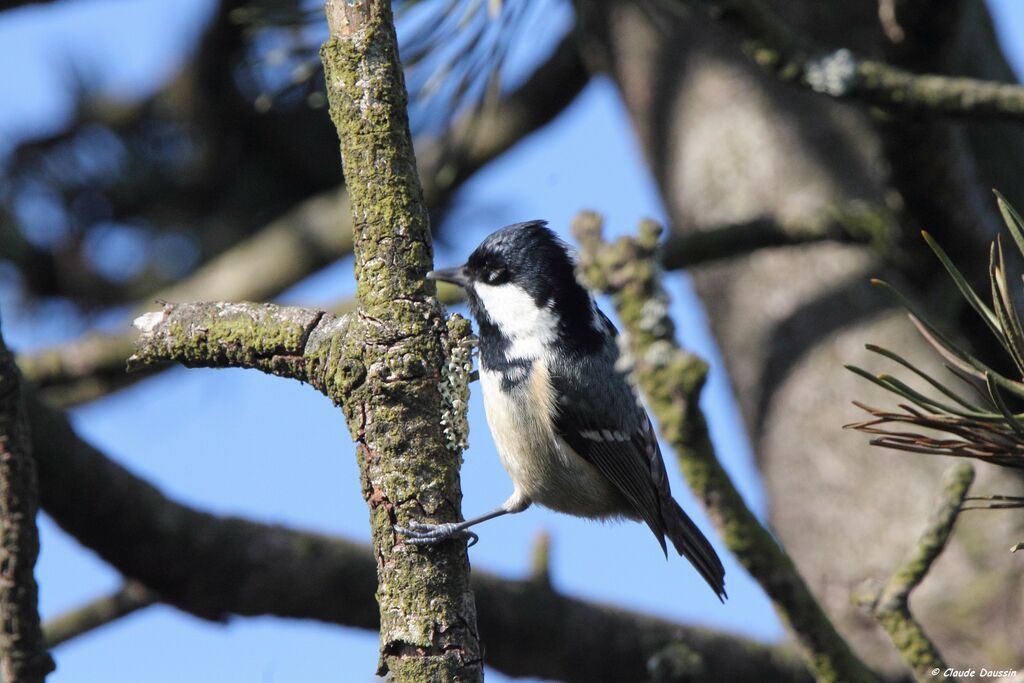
[14,27,587,408]
[678,0,1024,120]
[25,384,810,681]
[19,192,896,410]
[43,582,157,649]
[853,462,974,683]
[575,213,876,683]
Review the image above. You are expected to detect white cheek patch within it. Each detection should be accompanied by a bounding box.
[474,282,559,359]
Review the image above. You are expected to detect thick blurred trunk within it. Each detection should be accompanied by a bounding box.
[578,0,1024,673]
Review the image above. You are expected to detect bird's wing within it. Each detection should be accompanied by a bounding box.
[549,370,669,554]
[547,311,726,598]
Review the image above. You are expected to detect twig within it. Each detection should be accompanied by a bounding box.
[44,582,156,649]
[961,494,1024,511]
[679,0,1024,121]
[0,329,54,681]
[527,531,553,589]
[853,462,973,682]
[574,213,877,683]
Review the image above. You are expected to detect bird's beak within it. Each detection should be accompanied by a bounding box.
[426,264,470,288]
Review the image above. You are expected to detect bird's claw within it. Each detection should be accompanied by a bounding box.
[395,521,479,548]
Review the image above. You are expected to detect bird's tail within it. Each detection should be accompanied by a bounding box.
[662,498,727,601]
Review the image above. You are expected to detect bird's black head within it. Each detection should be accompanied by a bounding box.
[428,221,605,357]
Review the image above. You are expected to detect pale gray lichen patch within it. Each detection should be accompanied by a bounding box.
[805,48,858,97]
[638,289,671,338]
[644,340,677,369]
[438,315,474,452]
[132,310,168,335]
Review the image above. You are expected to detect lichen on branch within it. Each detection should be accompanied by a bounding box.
[574,212,877,683]
[128,301,335,381]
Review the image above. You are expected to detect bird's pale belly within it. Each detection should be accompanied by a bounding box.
[479,362,631,518]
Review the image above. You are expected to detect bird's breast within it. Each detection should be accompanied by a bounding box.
[478,357,630,518]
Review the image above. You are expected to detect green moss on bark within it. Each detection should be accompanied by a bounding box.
[129,302,324,381]
[320,1,481,680]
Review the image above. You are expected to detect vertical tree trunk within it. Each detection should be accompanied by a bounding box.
[320,1,482,679]
[0,330,53,683]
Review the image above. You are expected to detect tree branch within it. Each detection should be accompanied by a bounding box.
[678,0,1024,120]
[333,202,903,317]
[853,462,973,683]
[17,30,588,408]
[127,301,339,383]
[43,582,156,649]
[25,389,811,682]
[661,201,901,269]
[574,213,877,683]
[320,0,481,678]
[0,330,53,682]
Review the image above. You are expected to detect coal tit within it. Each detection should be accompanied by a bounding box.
[398,221,726,600]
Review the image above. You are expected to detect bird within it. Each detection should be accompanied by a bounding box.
[396,220,726,600]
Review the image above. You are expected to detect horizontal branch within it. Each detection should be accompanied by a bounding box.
[16,189,354,408]
[574,213,876,683]
[44,582,156,649]
[24,389,810,682]
[17,30,589,408]
[328,203,902,319]
[854,463,973,682]
[661,201,900,269]
[683,0,1024,120]
[127,301,343,384]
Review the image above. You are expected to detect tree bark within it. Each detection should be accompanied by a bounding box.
[320,0,481,678]
[0,332,52,682]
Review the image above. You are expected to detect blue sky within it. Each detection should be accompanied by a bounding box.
[0,1,1022,681]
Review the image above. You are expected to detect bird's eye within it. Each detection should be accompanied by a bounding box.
[485,268,509,285]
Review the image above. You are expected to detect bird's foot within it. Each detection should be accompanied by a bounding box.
[394,520,479,548]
